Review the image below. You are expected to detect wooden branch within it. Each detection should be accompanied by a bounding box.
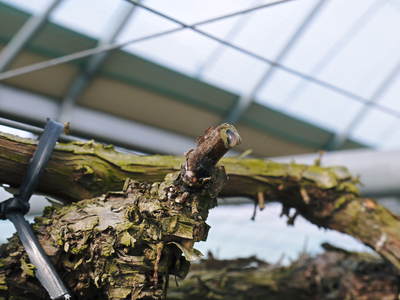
[182,124,241,187]
[0,124,239,300]
[1,130,400,271]
[168,245,399,299]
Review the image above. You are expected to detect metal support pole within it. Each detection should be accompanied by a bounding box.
[225,0,327,124]
[327,58,400,150]
[0,0,63,72]
[56,1,137,123]
[195,0,260,78]
[283,0,386,105]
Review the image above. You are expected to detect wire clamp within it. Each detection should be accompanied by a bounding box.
[0,119,72,300]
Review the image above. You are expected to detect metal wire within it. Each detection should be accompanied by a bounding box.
[327,54,400,150]
[1,0,400,121]
[195,0,262,78]
[0,0,296,81]
[125,0,400,121]
[283,0,387,105]
[0,0,63,72]
[225,0,327,123]
[0,117,79,142]
[56,1,137,123]
[0,116,145,154]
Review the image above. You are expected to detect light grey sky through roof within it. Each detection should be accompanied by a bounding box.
[2,0,400,149]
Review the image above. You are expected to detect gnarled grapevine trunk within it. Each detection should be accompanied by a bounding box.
[0,124,240,299]
[0,123,400,300]
[168,245,399,300]
[0,130,400,270]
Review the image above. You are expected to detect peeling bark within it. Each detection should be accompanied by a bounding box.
[0,124,240,300]
[168,245,399,300]
[0,126,400,280]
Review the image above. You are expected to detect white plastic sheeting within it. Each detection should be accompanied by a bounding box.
[2,0,400,146]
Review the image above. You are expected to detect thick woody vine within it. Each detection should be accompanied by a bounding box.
[0,124,241,300]
[0,123,400,298]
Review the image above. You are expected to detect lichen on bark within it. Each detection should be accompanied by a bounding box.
[0,124,240,300]
[1,122,400,298]
[168,244,399,300]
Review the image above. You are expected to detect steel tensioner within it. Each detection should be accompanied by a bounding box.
[0,119,72,300]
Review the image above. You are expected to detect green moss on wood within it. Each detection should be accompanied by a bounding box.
[168,246,399,300]
[0,162,226,299]
[2,132,400,276]
[0,132,359,203]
